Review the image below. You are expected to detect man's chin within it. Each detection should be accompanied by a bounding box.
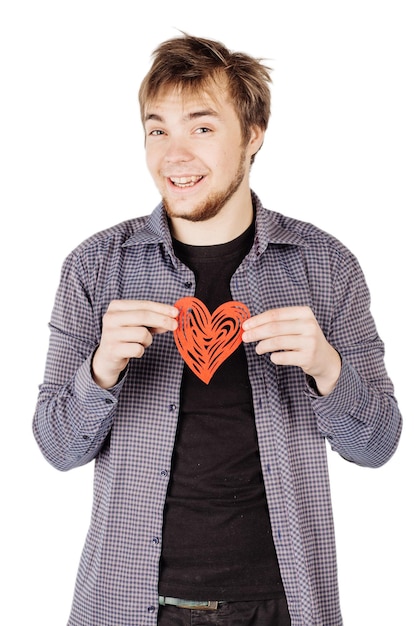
[163,198,224,223]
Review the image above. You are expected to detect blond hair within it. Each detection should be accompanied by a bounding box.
[138,33,272,147]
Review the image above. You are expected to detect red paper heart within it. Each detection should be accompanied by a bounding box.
[173,296,251,384]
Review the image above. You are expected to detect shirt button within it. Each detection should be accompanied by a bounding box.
[184,281,193,289]
[160,469,168,477]
[147,605,156,613]
[104,398,113,405]
[152,536,160,545]
[169,404,177,412]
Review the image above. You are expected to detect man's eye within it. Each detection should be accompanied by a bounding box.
[149,129,164,136]
[195,127,211,134]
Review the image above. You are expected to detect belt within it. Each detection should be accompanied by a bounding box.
[158,596,221,610]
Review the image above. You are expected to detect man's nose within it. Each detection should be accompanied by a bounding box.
[163,136,193,162]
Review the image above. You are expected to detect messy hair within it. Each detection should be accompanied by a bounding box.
[138,33,272,146]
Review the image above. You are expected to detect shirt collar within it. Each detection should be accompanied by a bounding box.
[250,191,308,257]
[122,191,307,263]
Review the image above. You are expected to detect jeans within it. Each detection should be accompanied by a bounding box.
[157,597,291,625]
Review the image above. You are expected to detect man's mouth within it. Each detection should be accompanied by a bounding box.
[169,175,203,188]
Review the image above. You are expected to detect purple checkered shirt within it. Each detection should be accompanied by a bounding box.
[33,192,402,626]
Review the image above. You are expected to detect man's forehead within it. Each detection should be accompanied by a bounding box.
[144,81,229,116]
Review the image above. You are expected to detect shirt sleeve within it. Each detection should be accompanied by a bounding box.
[307,242,402,468]
[32,246,126,471]
[308,358,402,467]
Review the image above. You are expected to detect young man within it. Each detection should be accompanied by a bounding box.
[33,34,402,626]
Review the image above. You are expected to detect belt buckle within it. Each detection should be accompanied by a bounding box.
[181,600,219,610]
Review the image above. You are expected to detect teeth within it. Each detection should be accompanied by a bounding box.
[170,175,202,187]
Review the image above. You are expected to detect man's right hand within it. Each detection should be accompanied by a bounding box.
[92,300,179,389]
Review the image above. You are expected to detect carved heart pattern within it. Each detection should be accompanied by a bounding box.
[173,296,251,384]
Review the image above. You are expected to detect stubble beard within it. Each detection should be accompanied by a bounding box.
[163,150,247,223]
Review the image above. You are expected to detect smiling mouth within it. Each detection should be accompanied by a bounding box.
[169,175,204,188]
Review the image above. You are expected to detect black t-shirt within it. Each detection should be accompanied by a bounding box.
[159,222,285,600]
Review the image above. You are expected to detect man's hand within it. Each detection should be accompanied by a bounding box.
[92,300,179,389]
[242,306,341,396]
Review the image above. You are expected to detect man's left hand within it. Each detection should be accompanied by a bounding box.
[242,306,341,396]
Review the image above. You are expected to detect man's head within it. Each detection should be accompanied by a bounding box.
[139,33,272,152]
[140,34,272,243]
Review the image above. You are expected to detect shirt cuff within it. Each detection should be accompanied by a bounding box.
[74,354,127,416]
[307,359,363,425]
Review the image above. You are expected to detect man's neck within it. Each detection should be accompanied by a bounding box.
[168,198,254,246]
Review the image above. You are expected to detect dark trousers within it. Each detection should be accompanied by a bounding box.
[157,597,291,625]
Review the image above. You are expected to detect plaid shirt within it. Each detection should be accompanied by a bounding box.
[33,192,402,626]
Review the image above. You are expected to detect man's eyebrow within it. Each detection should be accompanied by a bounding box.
[187,109,219,120]
[144,109,219,123]
[144,113,163,123]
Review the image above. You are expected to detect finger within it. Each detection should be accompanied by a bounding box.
[254,334,304,355]
[127,310,178,333]
[108,339,148,361]
[105,325,155,348]
[242,306,311,331]
[104,308,178,333]
[269,350,304,367]
[242,319,304,344]
[107,299,179,317]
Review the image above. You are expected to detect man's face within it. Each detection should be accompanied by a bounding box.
[144,85,261,224]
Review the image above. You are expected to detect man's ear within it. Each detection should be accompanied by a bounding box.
[248,125,266,159]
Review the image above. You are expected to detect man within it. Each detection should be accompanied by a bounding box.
[33,34,402,626]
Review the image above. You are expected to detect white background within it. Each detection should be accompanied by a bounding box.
[1,1,416,624]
